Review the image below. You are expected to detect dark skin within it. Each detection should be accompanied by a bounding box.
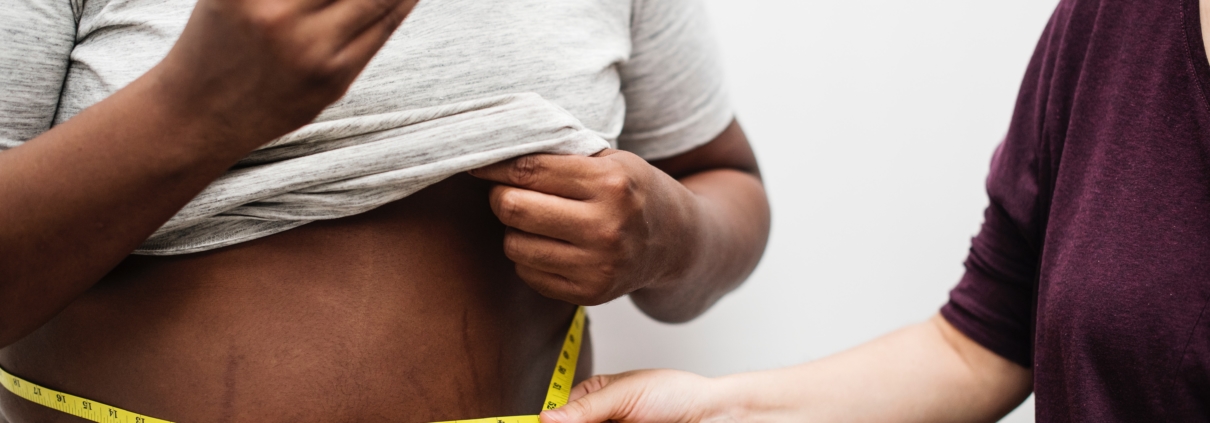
[0,0,770,421]
[470,121,767,321]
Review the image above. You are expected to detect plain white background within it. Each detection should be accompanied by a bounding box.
[589,1,1062,422]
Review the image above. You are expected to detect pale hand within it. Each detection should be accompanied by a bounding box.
[539,370,738,423]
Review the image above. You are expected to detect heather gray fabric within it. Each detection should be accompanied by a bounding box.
[0,0,733,255]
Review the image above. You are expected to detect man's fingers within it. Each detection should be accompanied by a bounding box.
[314,0,416,51]
[503,228,588,275]
[490,186,596,244]
[514,264,576,301]
[325,0,415,73]
[470,154,607,200]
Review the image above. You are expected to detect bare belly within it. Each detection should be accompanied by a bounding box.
[0,174,591,423]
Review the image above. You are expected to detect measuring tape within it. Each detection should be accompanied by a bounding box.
[1,306,586,423]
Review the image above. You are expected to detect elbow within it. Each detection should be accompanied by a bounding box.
[630,250,767,324]
[636,304,710,324]
[629,289,726,324]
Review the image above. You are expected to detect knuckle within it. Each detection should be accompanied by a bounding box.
[585,374,613,392]
[595,225,624,247]
[304,59,344,83]
[497,191,526,222]
[502,234,524,260]
[381,9,406,30]
[596,262,620,282]
[532,248,558,265]
[510,155,543,186]
[283,46,344,86]
[247,4,291,31]
[599,174,633,196]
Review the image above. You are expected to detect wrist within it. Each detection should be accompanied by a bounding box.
[626,172,716,321]
[714,370,806,423]
[81,66,271,180]
[653,175,711,288]
[709,373,765,422]
[142,63,266,152]
[626,185,707,312]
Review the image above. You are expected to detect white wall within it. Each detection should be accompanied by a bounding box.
[589,1,1060,422]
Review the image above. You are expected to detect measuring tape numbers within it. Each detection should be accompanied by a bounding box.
[432,305,586,423]
[0,370,170,423]
[1,306,586,423]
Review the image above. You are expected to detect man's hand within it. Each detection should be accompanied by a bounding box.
[471,120,768,322]
[469,150,701,305]
[160,0,420,148]
[540,370,736,423]
[0,0,421,348]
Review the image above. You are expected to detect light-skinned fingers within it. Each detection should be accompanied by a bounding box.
[470,154,606,200]
[503,228,588,275]
[541,377,625,423]
[491,185,596,244]
[569,374,617,401]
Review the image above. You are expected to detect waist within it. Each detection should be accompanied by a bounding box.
[0,175,590,422]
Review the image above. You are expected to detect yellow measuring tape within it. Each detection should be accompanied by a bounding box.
[1,306,586,423]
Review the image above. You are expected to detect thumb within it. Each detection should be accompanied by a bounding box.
[540,374,624,423]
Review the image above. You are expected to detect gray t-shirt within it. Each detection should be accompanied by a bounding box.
[0,0,733,255]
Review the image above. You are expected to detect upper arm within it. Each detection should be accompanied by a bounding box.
[649,119,759,180]
[1201,0,1210,63]
[616,0,734,163]
[932,313,1034,420]
[0,0,79,150]
[938,4,1058,370]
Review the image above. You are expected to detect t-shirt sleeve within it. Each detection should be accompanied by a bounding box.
[0,1,80,150]
[616,0,733,160]
[940,154,1040,368]
[938,37,1059,368]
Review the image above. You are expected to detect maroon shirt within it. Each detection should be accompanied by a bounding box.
[939,0,1210,420]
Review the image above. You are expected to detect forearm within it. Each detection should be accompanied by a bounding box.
[630,167,769,322]
[0,69,260,347]
[0,0,417,348]
[713,315,1032,422]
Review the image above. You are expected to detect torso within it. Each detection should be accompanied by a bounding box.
[947,0,1210,419]
[0,0,632,420]
[0,174,592,423]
